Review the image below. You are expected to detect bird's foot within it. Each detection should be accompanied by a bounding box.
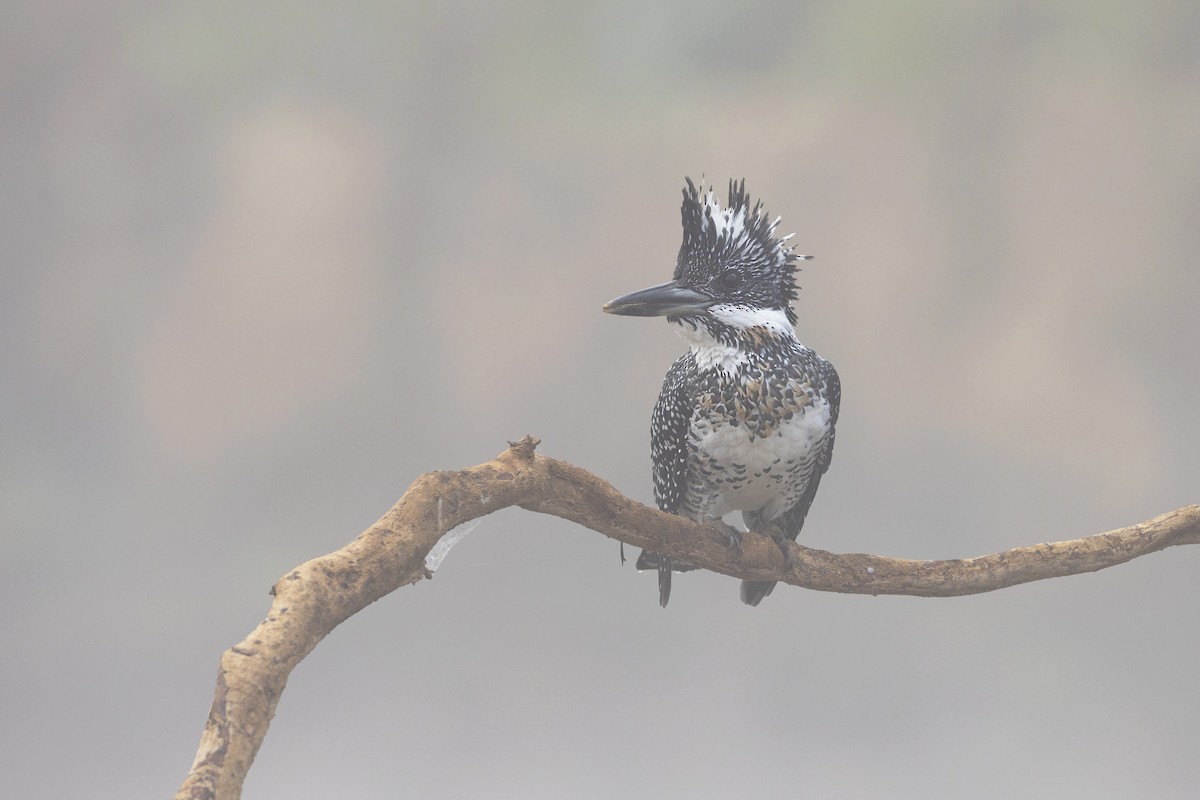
[763,521,795,569]
[705,520,744,557]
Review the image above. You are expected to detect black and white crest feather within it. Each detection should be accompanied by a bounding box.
[675,178,806,326]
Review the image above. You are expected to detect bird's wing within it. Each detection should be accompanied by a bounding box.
[640,352,697,607]
[816,355,840,472]
[650,352,697,515]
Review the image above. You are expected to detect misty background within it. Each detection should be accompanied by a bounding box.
[3,2,1199,798]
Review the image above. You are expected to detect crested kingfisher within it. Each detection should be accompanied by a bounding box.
[603,178,840,607]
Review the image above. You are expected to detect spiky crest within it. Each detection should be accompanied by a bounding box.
[675,178,805,325]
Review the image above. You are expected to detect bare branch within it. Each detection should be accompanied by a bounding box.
[175,436,1200,799]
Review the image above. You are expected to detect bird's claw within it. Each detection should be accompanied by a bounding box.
[777,539,795,569]
[763,522,794,568]
[706,520,744,557]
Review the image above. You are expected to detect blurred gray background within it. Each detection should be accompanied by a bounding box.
[3,1,1199,798]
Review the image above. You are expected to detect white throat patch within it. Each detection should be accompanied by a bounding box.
[706,304,795,335]
[672,305,798,376]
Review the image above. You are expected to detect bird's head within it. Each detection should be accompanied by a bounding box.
[603,178,809,338]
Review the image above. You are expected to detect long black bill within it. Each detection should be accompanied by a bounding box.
[602,280,714,317]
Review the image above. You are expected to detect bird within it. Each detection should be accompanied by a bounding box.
[603,177,840,607]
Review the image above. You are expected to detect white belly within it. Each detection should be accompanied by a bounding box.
[687,396,831,522]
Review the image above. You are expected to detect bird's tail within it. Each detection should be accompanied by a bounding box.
[635,550,697,607]
[738,510,778,606]
[739,580,777,606]
[638,552,781,605]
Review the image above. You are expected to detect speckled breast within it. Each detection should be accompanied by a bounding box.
[684,364,831,523]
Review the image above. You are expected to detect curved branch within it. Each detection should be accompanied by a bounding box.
[175,436,1200,799]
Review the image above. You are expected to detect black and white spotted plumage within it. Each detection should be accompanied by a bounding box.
[605,178,841,607]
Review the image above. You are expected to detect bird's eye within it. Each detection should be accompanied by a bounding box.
[719,271,743,290]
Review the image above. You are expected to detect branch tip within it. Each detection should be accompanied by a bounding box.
[505,435,541,460]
